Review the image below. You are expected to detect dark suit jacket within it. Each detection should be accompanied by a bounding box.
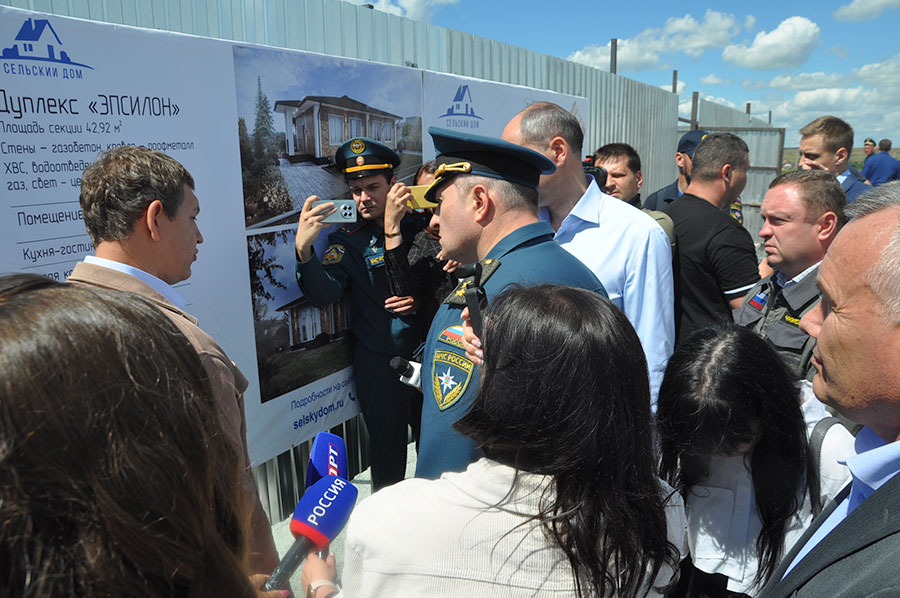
[842,172,869,203]
[757,470,900,597]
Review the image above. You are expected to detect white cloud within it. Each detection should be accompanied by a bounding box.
[568,10,742,72]
[854,52,900,88]
[700,74,729,85]
[744,15,757,30]
[660,80,687,94]
[349,0,460,21]
[722,16,820,69]
[833,0,900,21]
[768,72,847,90]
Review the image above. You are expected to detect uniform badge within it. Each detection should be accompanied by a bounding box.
[784,314,801,326]
[322,244,345,265]
[350,139,366,154]
[437,325,465,349]
[749,290,768,310]
[356,156,365,166]
[432,349,474,411]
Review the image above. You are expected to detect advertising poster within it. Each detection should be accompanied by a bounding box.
[422,71,590,159]
[1,6,587,466]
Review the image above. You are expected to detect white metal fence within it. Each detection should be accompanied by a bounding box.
[3,0,783,520]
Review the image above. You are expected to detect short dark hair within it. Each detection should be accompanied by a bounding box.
[80,146,194,246]
[516,102,584,155]
[690,133,750,181]
[0,274,255,597]
[799,115,854,155]
[879,138,893,152]
[769,169,847,228]
[657,324,819,588]
[456,284,679,598]
[415,160,437,184]
[592,143,641,174]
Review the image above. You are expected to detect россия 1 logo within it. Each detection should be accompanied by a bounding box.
[438,84,482,129]
[2,17,93,79]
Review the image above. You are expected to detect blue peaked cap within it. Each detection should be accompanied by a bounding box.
[424,126,556,202]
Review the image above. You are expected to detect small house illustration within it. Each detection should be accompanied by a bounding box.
[274,95,402,163]
[2,18,73,63]
[440,85,481,119]
[276,295,349,350]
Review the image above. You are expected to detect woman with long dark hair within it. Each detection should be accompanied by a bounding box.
[0,274,283,598]
[336,284,683,597]
[657,324,853,597]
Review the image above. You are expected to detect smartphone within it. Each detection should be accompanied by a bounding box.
[312,199,357,223]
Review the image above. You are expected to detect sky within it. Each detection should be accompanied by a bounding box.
[347,0,900,146]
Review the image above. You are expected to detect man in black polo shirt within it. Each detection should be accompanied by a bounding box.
[664,132,760,341]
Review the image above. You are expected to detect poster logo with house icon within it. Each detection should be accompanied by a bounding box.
[2,17,93,70]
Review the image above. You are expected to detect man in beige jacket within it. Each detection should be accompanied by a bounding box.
[69,146,278,574]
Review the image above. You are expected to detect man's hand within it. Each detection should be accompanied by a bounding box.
[385,182,412,236]
[296,195,336,262]
[435,250,461,273]
[461,306,483,365]
[385,295,417,314]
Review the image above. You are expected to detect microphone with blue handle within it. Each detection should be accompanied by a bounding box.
[262,474,357,591]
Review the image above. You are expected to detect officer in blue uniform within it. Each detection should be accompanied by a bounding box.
[415,127,607,480]
[294,137,421,490]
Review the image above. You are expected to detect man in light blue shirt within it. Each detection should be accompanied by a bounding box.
[501,102,674,407]
[756,181,900,598]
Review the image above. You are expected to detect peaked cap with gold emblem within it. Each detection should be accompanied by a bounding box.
[335,137,401,180]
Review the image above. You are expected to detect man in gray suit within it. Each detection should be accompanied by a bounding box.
[758,181,900,597]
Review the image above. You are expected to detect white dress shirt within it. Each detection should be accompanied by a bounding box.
[83,255,186,310]
[540,177,675,408]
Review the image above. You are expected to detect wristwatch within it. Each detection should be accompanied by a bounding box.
[307,579,340,598]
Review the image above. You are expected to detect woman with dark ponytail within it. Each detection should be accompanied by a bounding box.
[657,324,854,597]
[340,284,684,597]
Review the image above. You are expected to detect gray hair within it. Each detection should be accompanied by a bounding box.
[845,182,900,324]
[454,175,539,214]
[516,102,584,155]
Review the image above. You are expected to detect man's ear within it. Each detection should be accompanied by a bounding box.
[470,183,493,224]
[675,152,686,169]
[817,211,839,241]
[721,163,733,185]
[835,147,849,166]
[548,136,568,167]
[636,170,643,191]
[145,200,165,242]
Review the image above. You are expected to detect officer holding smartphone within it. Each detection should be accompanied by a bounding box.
[295,137,423,491]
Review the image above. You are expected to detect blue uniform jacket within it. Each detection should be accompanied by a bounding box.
[861,152,900,187]
[415,221,607,479]
[296,221,422,356]
[841,172,869,203]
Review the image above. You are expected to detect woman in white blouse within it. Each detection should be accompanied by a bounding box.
[657,325,854,598]
[336,285,685,598]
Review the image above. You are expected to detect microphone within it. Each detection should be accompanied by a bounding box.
[305,432,349,488]
[390,356,422,389]
[263,475,358,591]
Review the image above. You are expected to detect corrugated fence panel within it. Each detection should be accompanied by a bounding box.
[3,0,772,521]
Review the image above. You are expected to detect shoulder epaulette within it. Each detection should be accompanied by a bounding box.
[442,258,501,306]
